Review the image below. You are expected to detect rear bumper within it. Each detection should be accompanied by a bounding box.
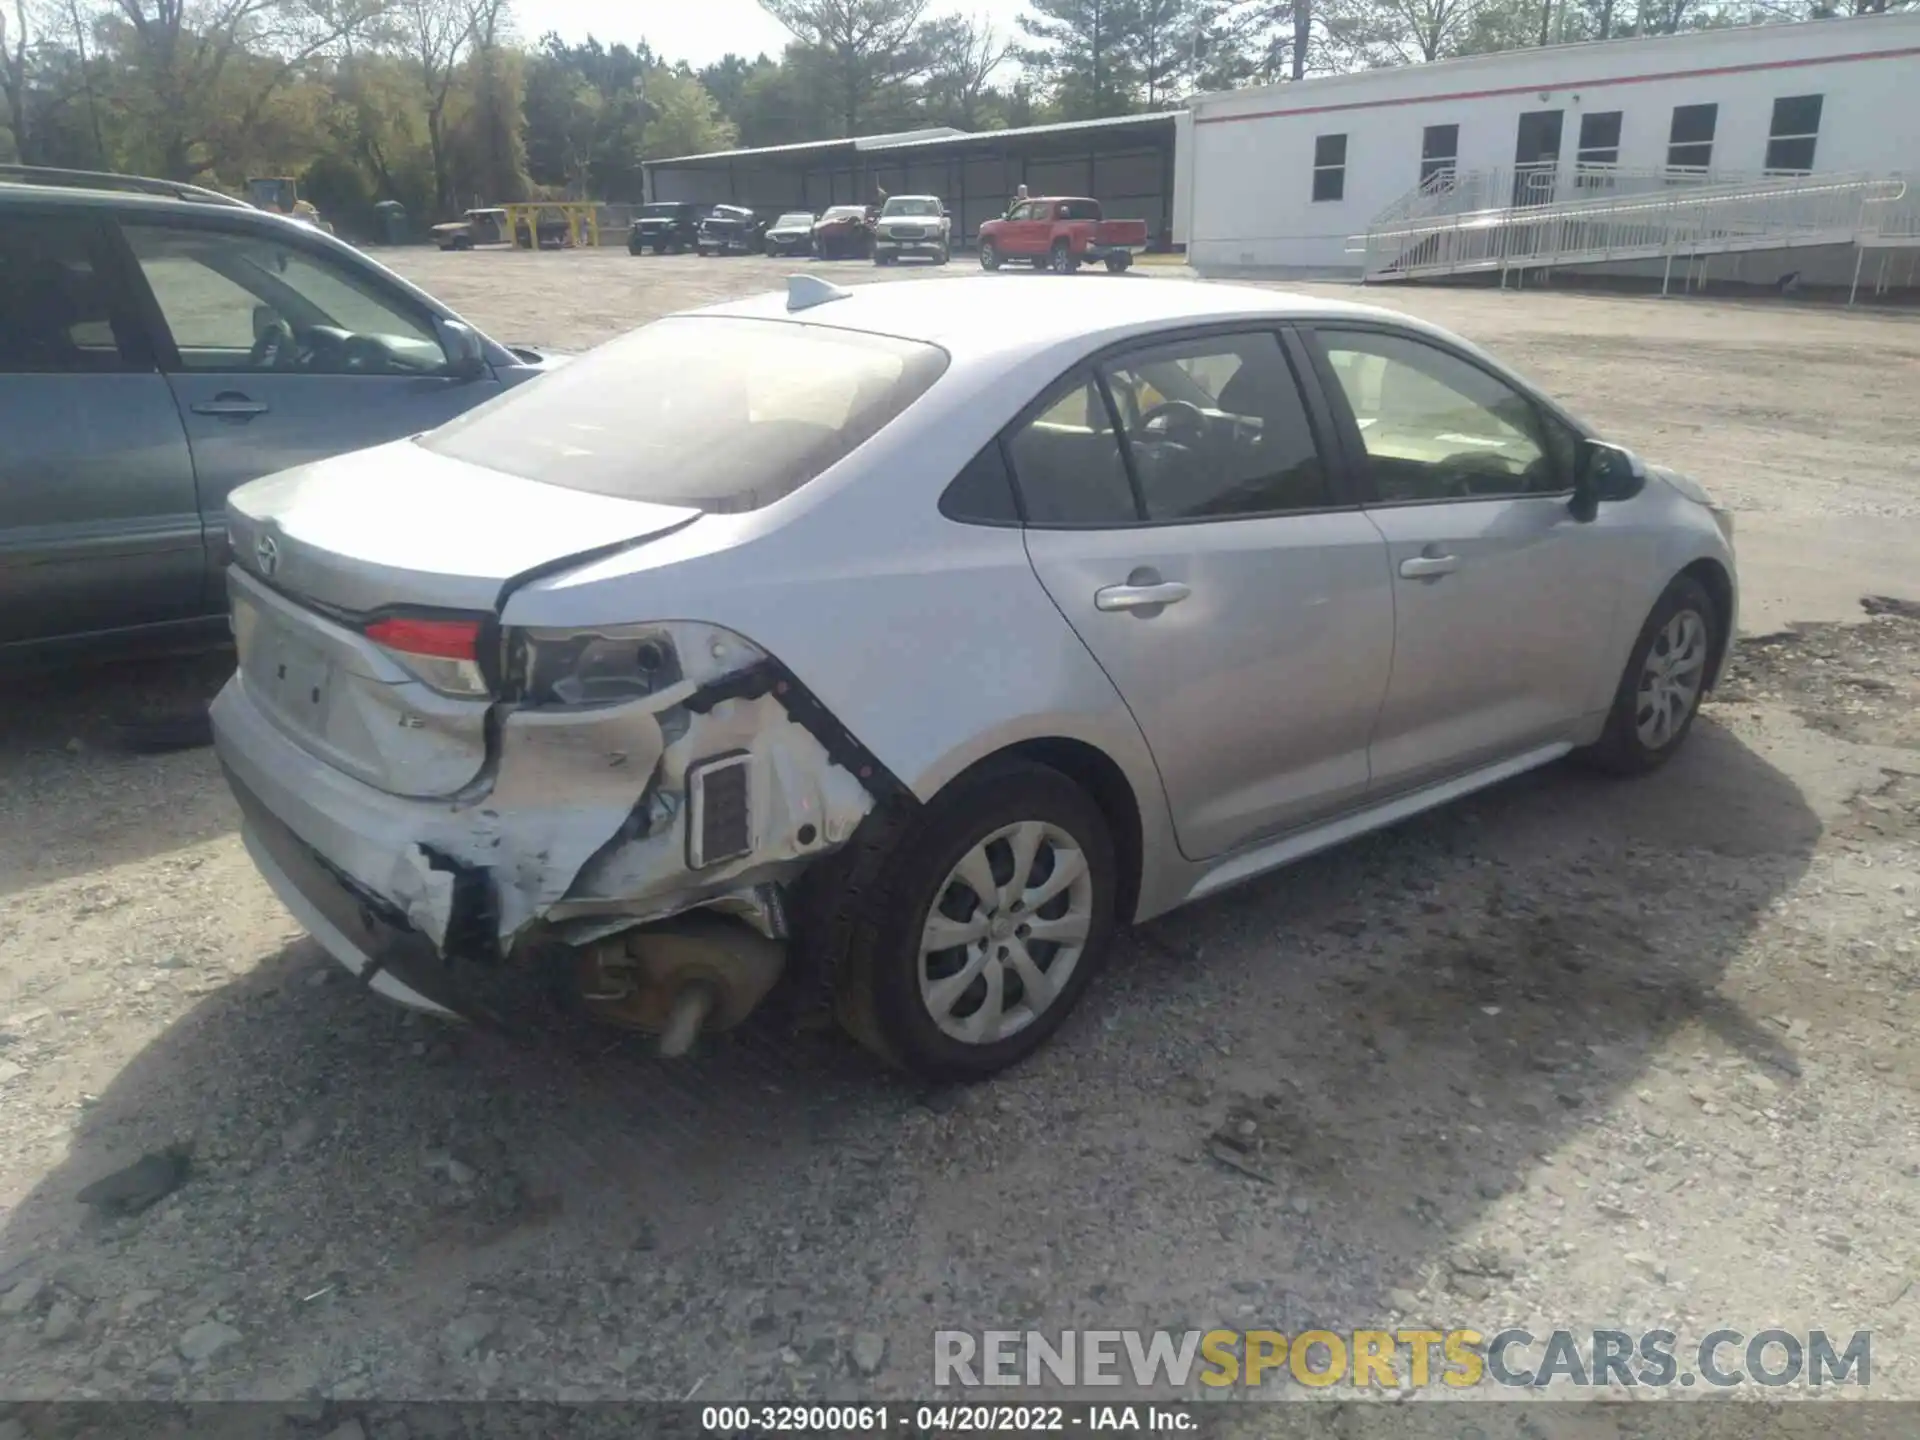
[226,757,473,1019]
[1082,240,1139,262]
[213,637,881,994]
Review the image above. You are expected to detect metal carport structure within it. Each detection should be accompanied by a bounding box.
[643,112,1183,251]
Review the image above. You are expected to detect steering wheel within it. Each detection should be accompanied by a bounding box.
[341,334,392,373]
[1134,399,1207,449]
[248,317,296,371]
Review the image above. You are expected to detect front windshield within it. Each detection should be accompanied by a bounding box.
[823,207,864,221]
[883,198,941,217]
[776,213,812,226]
[641,203,688,218]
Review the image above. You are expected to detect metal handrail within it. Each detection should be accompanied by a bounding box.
[1858,181,1919,245]
[1368,163,1753,226]
[0,164,248,207]
[1354,170,1905,284]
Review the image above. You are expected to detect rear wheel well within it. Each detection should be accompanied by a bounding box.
[998,738,1143,924]
[1679,557,1734,688]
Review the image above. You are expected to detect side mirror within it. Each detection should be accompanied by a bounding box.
[436,318,488,382]
[1570,437,1645,522]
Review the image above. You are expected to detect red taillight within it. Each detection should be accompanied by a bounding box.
[364,616,481,661]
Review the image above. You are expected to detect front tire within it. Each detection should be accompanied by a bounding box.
[980,240,1001,271]
[827,760,1117,1081]
[1578,574,1717,776]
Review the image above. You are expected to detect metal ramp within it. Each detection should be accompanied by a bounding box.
[1352,166,1910,299]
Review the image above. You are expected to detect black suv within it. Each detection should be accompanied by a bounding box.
[696,205,767,256]
[628,201,706,255]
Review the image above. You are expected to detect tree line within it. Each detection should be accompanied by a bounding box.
[0,0,1903,235]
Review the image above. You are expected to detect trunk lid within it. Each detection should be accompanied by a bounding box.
[227,441,696,616]
[226,441,699,798]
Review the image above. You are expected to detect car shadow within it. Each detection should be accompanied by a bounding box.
[0,712,1822,1400]
[0,649,236,900]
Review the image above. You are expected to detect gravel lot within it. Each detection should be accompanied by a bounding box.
[1,251,1917,1407]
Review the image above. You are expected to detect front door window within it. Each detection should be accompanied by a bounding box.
[123,223,449,376]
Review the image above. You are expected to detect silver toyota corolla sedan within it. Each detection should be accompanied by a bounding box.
[212,274,1737,1080]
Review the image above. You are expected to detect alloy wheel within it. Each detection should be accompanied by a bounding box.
[918,820,1093,1046]
[1635,608,1707,749]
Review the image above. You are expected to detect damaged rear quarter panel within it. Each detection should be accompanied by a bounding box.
[494,377,1181,916]
[407,627,878,956]
[386,688,673,950]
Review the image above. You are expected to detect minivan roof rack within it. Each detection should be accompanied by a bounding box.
[0,164,249,208]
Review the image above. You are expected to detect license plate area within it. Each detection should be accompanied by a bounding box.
[235,590,338,732]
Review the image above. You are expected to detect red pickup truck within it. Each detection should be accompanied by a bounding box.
[977,197,1148,274]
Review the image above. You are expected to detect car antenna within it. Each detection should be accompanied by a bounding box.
[786,274,851,312]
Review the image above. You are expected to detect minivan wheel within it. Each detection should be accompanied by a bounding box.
[1577,574,1717,776]
[829,760,1116,1081]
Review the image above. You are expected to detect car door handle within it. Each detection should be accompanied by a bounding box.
[191,393,270,419]
[1095,581,1192,612]
[1398,554,1460,579]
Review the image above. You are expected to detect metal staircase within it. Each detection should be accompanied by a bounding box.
[1352,166,1911,298]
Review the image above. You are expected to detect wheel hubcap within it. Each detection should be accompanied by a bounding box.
[1635,608,1708,749]
[918,820,1093,1046]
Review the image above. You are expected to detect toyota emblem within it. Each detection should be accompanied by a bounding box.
[255,534,279,576]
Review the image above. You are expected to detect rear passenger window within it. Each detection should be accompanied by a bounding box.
[940,441,1021,524]
[1004,374,1138,526]
[1101,332,1331,520]
[0,214,134,373]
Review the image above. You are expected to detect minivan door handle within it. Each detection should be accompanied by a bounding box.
[1095,580,1192,612]
[1398,553,1459,580]
[191,392,270,420]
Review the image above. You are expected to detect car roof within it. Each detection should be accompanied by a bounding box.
[689,276,1426,357]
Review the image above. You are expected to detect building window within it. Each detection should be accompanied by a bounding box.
[1420,124,1459,190]
[1667,103,1717,174]
[1312,134,1347,203]
[1765,94,1822,174]
[1575,110,1623,188]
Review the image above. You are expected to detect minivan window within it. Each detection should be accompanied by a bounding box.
[123,223,445,375]
[0,214,133,373]
[423,317,949,513]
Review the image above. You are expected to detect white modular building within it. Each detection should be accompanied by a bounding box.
[1177,12,1920,281]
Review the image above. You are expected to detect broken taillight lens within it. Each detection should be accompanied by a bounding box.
[364,615,490,697]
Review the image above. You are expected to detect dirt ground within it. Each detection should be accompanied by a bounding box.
[1,251,1917,1408]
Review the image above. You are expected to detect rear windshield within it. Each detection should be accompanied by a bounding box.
[422,317,949,513]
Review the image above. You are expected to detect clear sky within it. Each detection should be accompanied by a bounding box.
[521,0,1035,71]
